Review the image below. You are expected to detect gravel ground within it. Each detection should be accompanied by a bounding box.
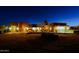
[0,32,79,53]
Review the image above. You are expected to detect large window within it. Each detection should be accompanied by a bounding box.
[55,26,66,33]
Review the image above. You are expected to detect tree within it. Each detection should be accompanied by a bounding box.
[44,20,48,25]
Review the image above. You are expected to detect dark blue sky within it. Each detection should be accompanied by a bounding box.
[1,6,79,26]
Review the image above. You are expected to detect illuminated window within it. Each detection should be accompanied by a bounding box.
[32,27,36,31]
[66,27,70,30]
[56,26,65,30]
[50,27,52,30]
[9,27,12,30]
[16,27,19,30]
[26,27,29,30]
[55,26,65,33]
[9,26,17,32]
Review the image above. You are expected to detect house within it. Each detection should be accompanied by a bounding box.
[9,22,18,32]
[41,20,52,32]
[50,23,74,33]
[30,24,42,32]
[8,21,74,33]
[9,22,30,32]
[18,22,30,32]
[70,26,79,33]
[0,25,8,33]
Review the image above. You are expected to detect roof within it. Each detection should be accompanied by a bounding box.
[70,26,79,30]
[50,23,67,26]
[9,22,30,26]
[31,24,37,27]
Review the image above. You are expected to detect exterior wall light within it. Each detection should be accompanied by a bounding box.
[32,27,36,31]
[16,27,19,30]
[9,27,12,30]
[26,27,29,30]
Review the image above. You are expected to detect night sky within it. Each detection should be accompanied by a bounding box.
[0,6,79,26]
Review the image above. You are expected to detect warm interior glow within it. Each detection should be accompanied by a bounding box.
[36,27,42,32]
[40,28,42,30]
[5,27,8,29]
[54,26,74,33]
[45,25,49,30]
[16,27,19,30]
[66,26,70,30]
[32,27,36,31]
[9,27,12,30]
[55,26,65,30]
[37,27,40,30]
[8,24,73,33]
[50,27,52,30]
[54,26,66,33]
[26,27,29,30]
[9,26,17,32]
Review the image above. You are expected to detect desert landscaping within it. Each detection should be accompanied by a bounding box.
[0,32,79,52]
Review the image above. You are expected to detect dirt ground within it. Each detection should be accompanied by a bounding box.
[0,32,79,53]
